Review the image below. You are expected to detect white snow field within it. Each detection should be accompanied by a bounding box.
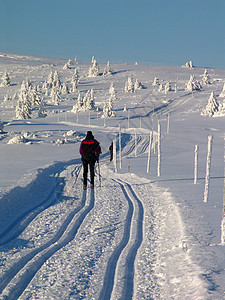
[0,53,225,299]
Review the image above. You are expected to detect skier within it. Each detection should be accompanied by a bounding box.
[109,142,113,161]
[79,131,101,189]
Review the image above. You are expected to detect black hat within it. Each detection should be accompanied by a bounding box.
[86,131,94,139]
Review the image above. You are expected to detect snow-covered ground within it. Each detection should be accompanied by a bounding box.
[0,53,225,299]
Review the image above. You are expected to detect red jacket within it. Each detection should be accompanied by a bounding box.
[80,138,101,162]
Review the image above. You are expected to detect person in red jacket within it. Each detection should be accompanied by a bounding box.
[79,131,101,189]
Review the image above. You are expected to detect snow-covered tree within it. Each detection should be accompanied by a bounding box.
[63,59,73,69]
[88,58,100,77]
[20,79,32,92]
[152,77,160,86]
[219,83,225,98]
[164,82,171,94]
[103,61,113,76]
[201,92,219,117]
[16,91,32,119]
[38,98,47,118]
[186,75,202,91]
[124,77,134,93]
[86,88,95,110]
[183,61,193,69]
[53,71,61,88]
[109,83,116,100]
[202,69,211,85]
[71,92,83,113]
[61,82,69,95]
[46,71,53,88]
[134,79,146,91]
[51,87,61,106]
[1,72,11,86]
[102,96,115,118]
[158,83,164,92]
[72,69,79,84]
[30,85,41,106]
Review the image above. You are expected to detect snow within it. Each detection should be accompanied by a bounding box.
[0,52,225,299]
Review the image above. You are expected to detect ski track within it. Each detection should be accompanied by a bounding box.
[99,178,144,300]
[0,186,96,299]
[0,166,80,246]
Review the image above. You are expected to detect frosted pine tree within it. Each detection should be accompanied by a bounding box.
[219,83,225,98]
[109,83,116,100]
[53,71,61,88]
[103,61,113,76]
[201,92,219,117]
[86,88,95,110]
[72,69,79,85]
[164,82,171,94]
[134,79,146,91]
[71,92,83,113]
[51,87,61,106]
[1,72,11,86]
[63,59,73,69]
[153,77,159,86]
[186,75,201,91]
[31,85,41,106]
[124,77,134,93]
[16,91,32,119]
[202,69,211,85]
[47,71,53,88]
[38,98,47,118]
[61,83,69,95]
[88,58,100,77]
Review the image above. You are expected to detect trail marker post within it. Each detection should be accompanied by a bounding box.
[157,123,161,177]
[194,145,199,184]
[204,135,213,203]
[147,132,152,173]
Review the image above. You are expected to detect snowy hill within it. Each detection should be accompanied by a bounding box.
[0,53,225,299]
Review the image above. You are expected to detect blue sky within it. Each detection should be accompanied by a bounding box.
[0,0,225,68]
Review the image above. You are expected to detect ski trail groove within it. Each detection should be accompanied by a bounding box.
[99,179,144,300]
[0,188,95,299]
[98,180,134,300]
[0,166,81,246]
[118,180,144,300]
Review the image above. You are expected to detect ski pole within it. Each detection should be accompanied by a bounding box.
[72,164,82,188]
[98,161,101,187]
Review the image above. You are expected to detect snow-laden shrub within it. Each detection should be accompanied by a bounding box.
[63,59,73,69]
[134,79,146,90]
[186,75,201,91]
[202,69,211,85]
[164,82,171,94]
[201,92,219,117]
[152,77,160,86]
[1,72,11,86]
[8,134,26,144]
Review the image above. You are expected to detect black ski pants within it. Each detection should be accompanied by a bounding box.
[83,160,95,186]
